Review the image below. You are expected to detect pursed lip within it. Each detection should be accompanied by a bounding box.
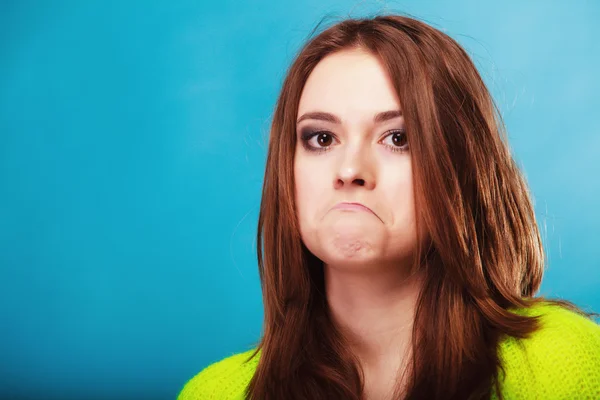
[332,202,375,215]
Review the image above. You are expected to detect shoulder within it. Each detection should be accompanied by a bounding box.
[177,348,260,400]
[498,302,600,398]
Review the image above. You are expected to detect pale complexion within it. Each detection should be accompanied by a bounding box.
[294,48,427,399]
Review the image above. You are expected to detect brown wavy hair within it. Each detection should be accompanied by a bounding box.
[244,14,591,400]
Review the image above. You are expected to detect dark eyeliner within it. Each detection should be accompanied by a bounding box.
[299,128,333,153]
[299,127,319,142]
[381,129,409,153]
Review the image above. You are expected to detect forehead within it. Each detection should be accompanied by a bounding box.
[297,48,402,121]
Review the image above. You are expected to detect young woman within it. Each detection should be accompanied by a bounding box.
[179,14,600,400]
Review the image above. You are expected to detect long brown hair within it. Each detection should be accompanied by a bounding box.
[245,14,591,400]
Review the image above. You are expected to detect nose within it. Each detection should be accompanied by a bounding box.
[334,146,376,190]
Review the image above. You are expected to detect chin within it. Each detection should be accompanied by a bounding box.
[309,239,379,267]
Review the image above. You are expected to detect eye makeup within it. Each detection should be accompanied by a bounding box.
[380,130,409,153]
[298,127,409,154]
[299,128,337,153]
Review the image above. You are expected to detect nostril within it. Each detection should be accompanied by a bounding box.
[354,179,365,186]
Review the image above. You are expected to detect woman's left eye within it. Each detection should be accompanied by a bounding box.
[380,130,409,153]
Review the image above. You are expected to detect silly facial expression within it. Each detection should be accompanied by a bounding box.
[294,48,422,270]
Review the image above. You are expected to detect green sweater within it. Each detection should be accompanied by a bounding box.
[178,303,600,399]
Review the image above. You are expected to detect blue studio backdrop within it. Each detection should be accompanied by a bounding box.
[1,1,599,398]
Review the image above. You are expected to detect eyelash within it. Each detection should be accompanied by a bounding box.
[299,129,409,154]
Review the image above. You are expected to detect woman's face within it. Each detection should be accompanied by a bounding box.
[294,48,421,270]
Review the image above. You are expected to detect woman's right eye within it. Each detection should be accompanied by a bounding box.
[301,131,337,152]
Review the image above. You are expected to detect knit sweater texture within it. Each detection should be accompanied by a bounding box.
[178,303,600,399]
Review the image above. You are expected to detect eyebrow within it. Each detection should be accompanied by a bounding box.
[296,110,403,125]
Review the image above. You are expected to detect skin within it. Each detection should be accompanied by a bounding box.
[294,48,427,399]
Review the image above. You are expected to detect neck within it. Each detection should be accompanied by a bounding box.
[324,262,423,369]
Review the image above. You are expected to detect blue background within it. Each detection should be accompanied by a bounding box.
[1,1,598,398]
